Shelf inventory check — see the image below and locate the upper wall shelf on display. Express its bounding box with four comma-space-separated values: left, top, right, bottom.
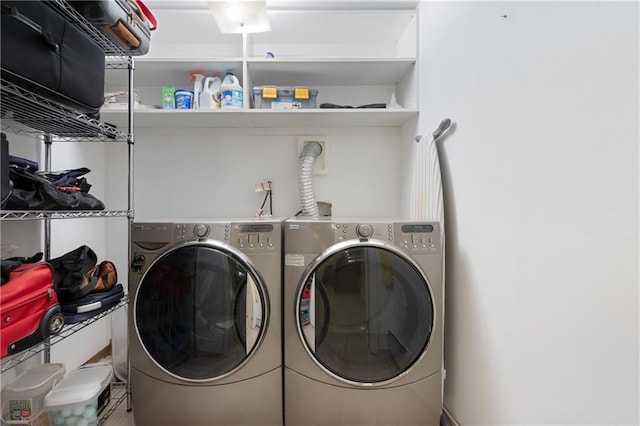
100, 108, 418, 131
102, 5, 419, 127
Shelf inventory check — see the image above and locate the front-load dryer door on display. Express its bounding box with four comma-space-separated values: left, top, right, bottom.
296, 240, 434, 386
134, 241, 268, 382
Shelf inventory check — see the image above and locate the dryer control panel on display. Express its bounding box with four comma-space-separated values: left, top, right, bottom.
395, 222, 441, 254
331, 221, 441, 254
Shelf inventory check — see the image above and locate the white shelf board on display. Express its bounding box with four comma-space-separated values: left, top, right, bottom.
246, 109, 418, 127
247, 58, 416, 86
100, 108, 418, 130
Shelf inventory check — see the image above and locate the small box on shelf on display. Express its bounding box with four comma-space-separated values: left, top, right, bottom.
253, 86, 318, 109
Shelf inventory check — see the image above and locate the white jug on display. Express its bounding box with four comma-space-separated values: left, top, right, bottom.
221, 72, 243, 110
201, 75, 222, 109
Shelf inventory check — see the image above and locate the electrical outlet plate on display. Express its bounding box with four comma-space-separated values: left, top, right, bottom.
297, 137, 328, 175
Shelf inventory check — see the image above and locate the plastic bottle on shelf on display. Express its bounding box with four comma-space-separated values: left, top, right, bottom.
387, 92, 402, 109
201, 75, 222, 109
190, 71, 206, 110
221, 72, 243, 110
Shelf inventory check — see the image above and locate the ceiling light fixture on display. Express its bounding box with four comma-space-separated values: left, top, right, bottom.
208, 0, 271, 34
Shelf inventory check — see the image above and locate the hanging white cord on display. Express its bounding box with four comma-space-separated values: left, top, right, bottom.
428, 132, 445, 225
409, 133, 433, 220
410, 118, 450, 224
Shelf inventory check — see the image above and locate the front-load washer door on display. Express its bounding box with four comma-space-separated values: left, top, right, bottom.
134, 241, 268, 382
296, 240, 434, 386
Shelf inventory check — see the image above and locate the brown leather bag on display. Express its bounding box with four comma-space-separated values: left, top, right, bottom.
87, 261, 118, 292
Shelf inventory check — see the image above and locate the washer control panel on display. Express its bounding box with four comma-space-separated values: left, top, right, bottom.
231, 223, 280, 252
174, 223, 230, 242
334, 222, 394, 241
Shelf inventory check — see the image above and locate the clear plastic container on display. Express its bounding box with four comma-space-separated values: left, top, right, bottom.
1, 363, 66, 425
43, 365, 112, 426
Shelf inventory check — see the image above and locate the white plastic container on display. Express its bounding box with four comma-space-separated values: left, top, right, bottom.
221, 72, 243, 110
1, 363, 66, 424
44, 365, 112, 426
190, 71, 205, 110
201, 75, 222, 110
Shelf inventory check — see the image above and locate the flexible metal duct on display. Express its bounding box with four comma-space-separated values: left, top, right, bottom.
298, 141, 323, 217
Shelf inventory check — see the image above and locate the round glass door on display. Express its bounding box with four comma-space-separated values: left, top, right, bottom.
135, 243, 268, 382
297, 242, 434, 384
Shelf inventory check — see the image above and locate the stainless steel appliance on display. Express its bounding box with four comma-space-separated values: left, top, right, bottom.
129, 219, 282, 425
284, 219, 444, 426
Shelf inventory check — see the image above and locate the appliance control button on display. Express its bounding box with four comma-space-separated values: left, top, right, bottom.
356, 223, 373, 238
193, 224, 209, 238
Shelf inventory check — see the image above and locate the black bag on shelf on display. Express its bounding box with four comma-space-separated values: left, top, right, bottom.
61, 283, 125, 324
0, 166, 105, 211
1, 133, 10, 205
49, 245, 118, 303
0, 1, 105, 115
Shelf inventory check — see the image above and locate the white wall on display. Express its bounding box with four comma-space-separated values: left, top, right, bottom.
130, 130, 402, 220
417, 1, 639, 424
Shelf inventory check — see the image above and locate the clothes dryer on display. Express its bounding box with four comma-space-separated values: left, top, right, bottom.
129, 219, 282, 426
284, 219, 443, 426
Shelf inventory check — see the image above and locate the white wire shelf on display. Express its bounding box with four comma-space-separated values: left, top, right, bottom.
0, 1, 133, 141
0, 210, 133, 221
0, 79, 127, 142
99, 382, 129, 425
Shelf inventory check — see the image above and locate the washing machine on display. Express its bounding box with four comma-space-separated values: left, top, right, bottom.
284, 218, 443, 426
129, 219, 282, 426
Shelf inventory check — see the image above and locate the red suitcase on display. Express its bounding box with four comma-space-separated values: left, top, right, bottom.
0, 262, 65, 358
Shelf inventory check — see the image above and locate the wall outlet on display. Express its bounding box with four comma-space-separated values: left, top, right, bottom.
297, 137, 328, 175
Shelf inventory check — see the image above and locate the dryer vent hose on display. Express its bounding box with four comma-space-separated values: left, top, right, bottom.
298, 141, 323, 217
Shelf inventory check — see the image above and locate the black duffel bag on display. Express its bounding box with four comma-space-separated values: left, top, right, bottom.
1, 1, 105, 115
0, 166, 105, 211
50, 245, 118, 303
